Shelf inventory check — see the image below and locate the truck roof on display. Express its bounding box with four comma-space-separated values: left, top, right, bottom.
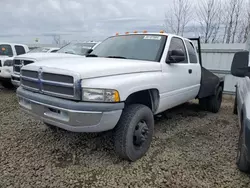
114, 32, 193, 42
0, 42, 28, 47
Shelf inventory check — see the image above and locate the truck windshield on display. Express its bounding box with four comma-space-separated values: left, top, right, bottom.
88, 35, 167, 62
0, 44, 13, 57
57, 43, 96, 56
29, 47, 50, 53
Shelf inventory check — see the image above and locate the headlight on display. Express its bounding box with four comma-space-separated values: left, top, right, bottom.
82, 88, 120, 102
4, 60, 13, 66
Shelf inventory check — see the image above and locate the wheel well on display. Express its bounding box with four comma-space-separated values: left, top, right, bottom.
125, 89, 159, 113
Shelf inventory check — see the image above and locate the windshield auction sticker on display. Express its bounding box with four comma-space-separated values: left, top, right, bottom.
143, 36, 162, 40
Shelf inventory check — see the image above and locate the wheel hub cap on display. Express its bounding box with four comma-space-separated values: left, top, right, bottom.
133, 121, 149, 147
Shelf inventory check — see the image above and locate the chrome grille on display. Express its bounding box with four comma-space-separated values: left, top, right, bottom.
20, 69, 80, 100
13, 59, 34, 74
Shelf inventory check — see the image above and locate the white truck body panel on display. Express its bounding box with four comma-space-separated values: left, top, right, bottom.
0, 43, 29, 79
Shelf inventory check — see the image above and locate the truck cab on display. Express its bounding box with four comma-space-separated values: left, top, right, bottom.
16, 32, 224, 161
0, 43, 29, 88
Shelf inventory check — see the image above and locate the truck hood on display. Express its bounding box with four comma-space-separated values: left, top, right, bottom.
25, 57, 162, 79
15, 52, 83, 61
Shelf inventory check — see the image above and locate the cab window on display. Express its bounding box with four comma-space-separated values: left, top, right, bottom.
15, 45, 26, 55
167, 37, 188, 63
185, 40, 198, 63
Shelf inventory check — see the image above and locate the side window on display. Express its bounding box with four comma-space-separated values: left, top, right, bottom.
167, 37, 188, 63
50, 50, 58, 53
185, 41, 198, 63
15, 45, 26, 55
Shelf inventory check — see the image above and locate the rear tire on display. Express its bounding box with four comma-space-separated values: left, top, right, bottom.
113, 104, 154, 161
199, 86, 223, 113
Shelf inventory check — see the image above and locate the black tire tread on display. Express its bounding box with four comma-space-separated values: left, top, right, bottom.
233, 91, 238, 115
237, 122, 250, 172
114, 104, 154, 161
199, 86, 223, 113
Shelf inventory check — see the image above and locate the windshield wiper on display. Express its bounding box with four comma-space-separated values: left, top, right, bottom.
105, 56, 127, 59
86, 54, 98, 57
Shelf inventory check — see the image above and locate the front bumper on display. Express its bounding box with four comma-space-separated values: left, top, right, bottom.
17, 87, 124, 132
0, 66, 12, 79
11, 74, 20, 87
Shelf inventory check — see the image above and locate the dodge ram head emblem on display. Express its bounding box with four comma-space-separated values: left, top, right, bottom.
38, 67, 43, 92
21, 60, 24, 66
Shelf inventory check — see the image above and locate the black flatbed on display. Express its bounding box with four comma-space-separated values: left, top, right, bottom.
189, 38, 225, 99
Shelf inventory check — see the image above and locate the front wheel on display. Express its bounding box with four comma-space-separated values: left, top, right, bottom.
1, 81, 14, 89
236, 119, 250, 172
233, 90, 238, 115
113, 104, 154, 161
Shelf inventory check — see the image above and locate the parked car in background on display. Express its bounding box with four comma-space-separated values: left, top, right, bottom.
11, 41, 101, 87
0, 43, 29, 88
16, 32, 224, 161
28, 47, 60, 53
231, 33, 250, 173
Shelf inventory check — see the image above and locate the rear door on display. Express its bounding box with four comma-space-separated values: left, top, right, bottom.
158, 37, 199, 112
184, 40, 201, 96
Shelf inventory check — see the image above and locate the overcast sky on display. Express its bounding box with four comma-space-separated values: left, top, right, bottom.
0, 0, 173, 44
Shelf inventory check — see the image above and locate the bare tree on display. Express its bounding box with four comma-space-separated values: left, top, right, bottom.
222, 0, 245, 43
237, 1, 250, 43
196, 0, 221, 43
242, 0, 250, 42
53, 34, 61, 45
231, 0, 243, 43
164, 0, 192, 36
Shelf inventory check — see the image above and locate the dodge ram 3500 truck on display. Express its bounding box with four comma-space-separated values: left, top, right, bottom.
17, 32, 224, 161
0, 43, 29, 88
11, 41, 100, 87
231, 33, 250, 172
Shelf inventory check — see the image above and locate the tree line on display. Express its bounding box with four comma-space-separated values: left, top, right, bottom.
164, 0, 250, 43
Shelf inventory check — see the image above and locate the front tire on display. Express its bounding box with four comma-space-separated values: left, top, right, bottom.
1, 81, 14, 89
236, 119, 250, 172
114, 104, 154, 161
234, 89, 238, 115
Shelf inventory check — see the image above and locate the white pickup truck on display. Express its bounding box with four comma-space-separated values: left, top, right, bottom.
231, 33, 250, 172
11, 41, 100, 87
16, 32, 225, 161
0, 43, 29, 88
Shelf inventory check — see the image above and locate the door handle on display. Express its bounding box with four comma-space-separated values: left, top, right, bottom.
188, 69, 192, 74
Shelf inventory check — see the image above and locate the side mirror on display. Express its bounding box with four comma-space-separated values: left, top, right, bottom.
167, 49, 185, 63
231, 51, 250, 77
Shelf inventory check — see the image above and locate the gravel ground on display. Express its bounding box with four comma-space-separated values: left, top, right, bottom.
0, 88, 250, 188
